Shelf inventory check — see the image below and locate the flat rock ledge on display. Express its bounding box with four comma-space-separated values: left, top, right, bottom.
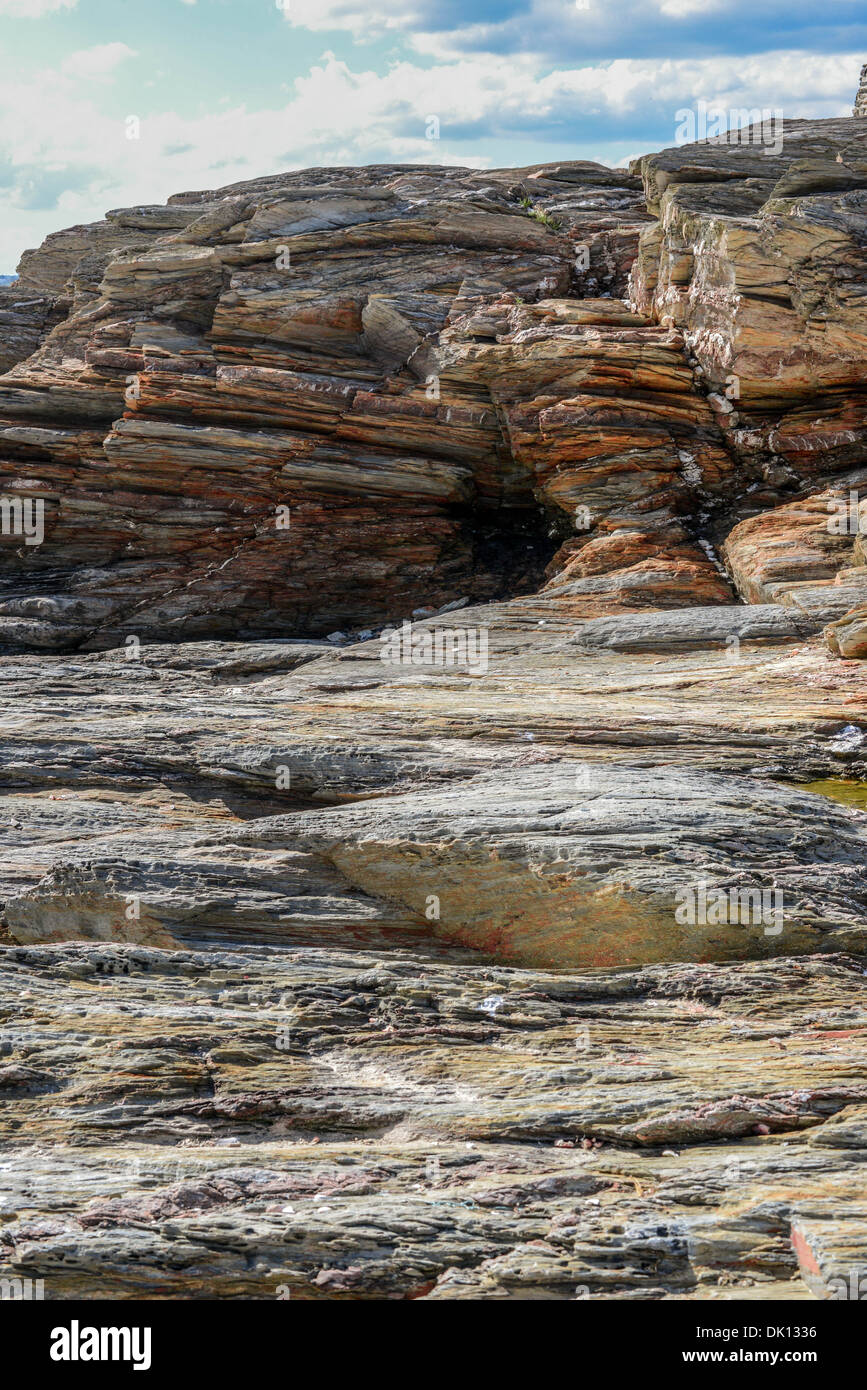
5, 763, 867, 968
1, 944, 865, 1301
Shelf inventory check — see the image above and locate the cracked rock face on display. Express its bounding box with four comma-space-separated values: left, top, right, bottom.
2, 113, 867, 1300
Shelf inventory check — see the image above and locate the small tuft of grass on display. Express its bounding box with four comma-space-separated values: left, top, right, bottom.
521, 201, 562, 230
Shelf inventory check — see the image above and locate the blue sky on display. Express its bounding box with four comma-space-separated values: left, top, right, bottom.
0, 0, 864, 270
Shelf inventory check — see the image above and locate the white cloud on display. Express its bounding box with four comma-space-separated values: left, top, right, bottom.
0, 0, 76, 15
293, 0, 862, 73
0, 46, 859, 271
61, 43, 137, 80
282, 0, 422, 35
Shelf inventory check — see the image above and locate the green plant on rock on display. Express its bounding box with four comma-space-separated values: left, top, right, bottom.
521, 201, 562, 230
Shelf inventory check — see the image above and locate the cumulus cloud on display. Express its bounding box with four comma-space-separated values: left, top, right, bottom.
0, 44, 859, 270
282, 0, 425, 36
0, 0, 76, 15
285, 0, 867, 64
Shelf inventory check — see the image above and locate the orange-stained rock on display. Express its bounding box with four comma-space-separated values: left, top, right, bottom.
723, 481, 863, 604
825, 604, 867, 658
0, 162, 725, 650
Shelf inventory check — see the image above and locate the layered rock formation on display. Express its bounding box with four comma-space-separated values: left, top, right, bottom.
0, 162, 662, 650
4, 121, 867, 653
2, 942, 866, 1300
627, 116, 867, 656
3, 101, 867, 1301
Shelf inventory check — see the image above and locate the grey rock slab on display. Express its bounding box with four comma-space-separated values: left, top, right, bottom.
570, 605, 817, 653
220, 762, 867, 967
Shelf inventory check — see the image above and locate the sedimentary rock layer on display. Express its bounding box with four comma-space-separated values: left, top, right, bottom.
0, 162, 665, 649
2, 942, 866, 1300
3, 111, 867, 1301
1, 628, 867, 961
1, 121, 867, 653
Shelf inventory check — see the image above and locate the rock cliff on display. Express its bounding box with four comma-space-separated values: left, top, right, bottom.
2, 103, 867, 1301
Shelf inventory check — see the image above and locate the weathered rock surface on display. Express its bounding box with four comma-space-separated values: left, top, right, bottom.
825, 604, 867, 659
0, 285, 63, 376
629, 117, 867, 494
0, 162, 659, 650
2, 943, 866, 1299
3, 102, 867, 1300
2, 123, 866, 655
1, 598, 866, 1298
7, 755, 867, 967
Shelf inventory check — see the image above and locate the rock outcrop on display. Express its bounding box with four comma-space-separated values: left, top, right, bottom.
630, 121, 867, 453
3, 101, 867, 1301
4, 121, 867, 654
0, 163, 663, 650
